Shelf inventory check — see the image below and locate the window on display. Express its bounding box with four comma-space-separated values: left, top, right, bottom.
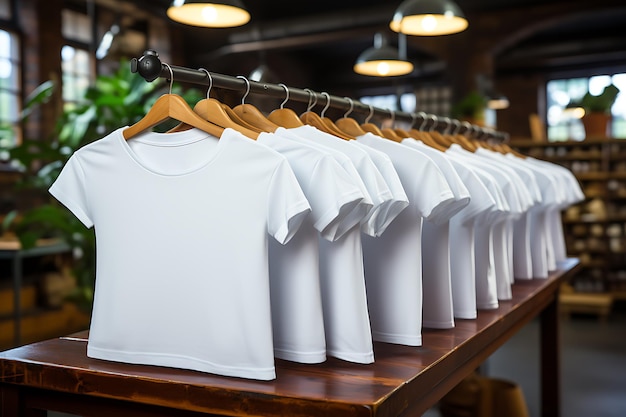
360, 86, 451, 129
0, 27, 21, 148
546, 74, 626, 142
61, 45, 92, 108
61, 8, 94, 110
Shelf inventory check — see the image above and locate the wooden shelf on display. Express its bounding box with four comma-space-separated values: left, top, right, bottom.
513, 138, 626, 297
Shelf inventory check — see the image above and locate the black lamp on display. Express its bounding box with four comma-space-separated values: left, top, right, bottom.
354, 33, 414, 77
389, 0, 468, 36
167, 0, 250, 27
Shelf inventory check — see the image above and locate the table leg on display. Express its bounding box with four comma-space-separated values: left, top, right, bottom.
540, 294, 560, 417
13, 254, 22, 346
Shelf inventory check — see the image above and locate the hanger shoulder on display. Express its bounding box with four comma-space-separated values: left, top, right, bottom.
300, 111, 333, 134
233, 103, 279, 132
336, 117, 367, 137
361, 122, 385, 137
322, 117, 354, 140
268, 108, 304, 128
194, 99, 259, 139
222, 104, 263, 133
123, 94, 224, 140
381, 128, 404, 143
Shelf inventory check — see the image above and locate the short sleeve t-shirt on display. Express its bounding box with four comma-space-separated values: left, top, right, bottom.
49, 127, 311, 380
274, 127, 375, 363
356, 133, 455, 345
257, 131, 367, 364
401, 138, 471, 329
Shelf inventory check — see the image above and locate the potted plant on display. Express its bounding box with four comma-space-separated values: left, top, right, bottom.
576, 83, 620, 138
451, 91, 488, 126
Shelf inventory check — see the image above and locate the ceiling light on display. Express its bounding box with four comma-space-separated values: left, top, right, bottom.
167, 0, 250, 28
487, 93, 510, 110
389, 0, 468, 36
354, 33, 414, 77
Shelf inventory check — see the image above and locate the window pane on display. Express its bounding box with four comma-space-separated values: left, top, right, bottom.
0, 28, 20, 146
0, 90, 18, 122
547, 74, 625, 141
62, 9, 92, 44
62, 45, 92, 104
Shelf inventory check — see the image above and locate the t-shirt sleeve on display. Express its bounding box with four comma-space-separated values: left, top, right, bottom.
48, 154, 94, 228
267, 159, 312, 245
307, 156, 366, 242
412, 158, 456, 225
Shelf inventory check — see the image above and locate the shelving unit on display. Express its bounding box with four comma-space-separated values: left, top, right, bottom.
511, 137, 626, 301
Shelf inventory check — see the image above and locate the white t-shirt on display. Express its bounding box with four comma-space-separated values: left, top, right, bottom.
350, 140, 410, 235
274, 127, 375, 363
401, 138, 471, 329
516, 157, 571, 278
289, 125, 394, 237
402, 139, 496, 320
257, 131, 367, 364
472, 148, 538, 299
49, 127, 311, 380
445, 145, 511, 310
356, 133, 455, 345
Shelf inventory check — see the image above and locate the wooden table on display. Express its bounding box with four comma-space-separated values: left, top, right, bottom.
0, 258, 580, 417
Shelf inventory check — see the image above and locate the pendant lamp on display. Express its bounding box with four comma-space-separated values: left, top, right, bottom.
487, 93, 510, 110
389, 0, 468, 36
167, 0, 250, 28
354, 33, 414, 77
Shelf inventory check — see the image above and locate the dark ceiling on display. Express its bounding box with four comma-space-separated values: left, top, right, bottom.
120, 0, 626, 98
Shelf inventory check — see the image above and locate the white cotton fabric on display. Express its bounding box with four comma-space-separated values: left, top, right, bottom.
274, 127, 375, 363
401, 138, 471, 329
49, 127, 311, 380
356, 133, 455, 345
257, 131, 368, 364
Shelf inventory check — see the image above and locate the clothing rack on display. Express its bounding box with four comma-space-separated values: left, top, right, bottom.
130, 50, 508, 141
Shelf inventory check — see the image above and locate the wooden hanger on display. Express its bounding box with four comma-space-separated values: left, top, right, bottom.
300, 89, 353, 140
360, 104, 386, 137
123, 63, 224, 140
232, 76, 280, 133
409, 113, 447, 152
334, 97, 368, 137
319, 92, 354, 140
167, 68, 259, 139
268, 83, 305, 128
380, 109, 405, 143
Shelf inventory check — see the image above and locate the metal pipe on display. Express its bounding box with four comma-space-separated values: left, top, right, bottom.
130, 49, 505, 140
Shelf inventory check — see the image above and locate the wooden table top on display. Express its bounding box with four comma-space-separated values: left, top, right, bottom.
0, 258, 580, 417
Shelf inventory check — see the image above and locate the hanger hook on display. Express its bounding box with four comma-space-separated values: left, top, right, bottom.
409, 113, 417, 129
365, 104, 374, 123
236, 75, 250, 104
321, 92, 331, 118
198, 68, 213, 98
343, 97, 354, 118
388, 108, 395, 128
278, 83, 289, 109
304, 88, 317, 112
442, 117, 452, 135
451, 119, 461, 135
461, 121, 472, 136
418, 112, 428, 131
163, 62, 174, 95
428, 115, 438, 132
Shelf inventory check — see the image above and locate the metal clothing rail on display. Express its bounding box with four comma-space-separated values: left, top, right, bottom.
130, 49, 507, 141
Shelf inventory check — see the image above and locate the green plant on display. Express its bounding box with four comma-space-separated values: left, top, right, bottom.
2, 62, 203, 311
578, 83, 620, 114
451, 91, 487, 122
